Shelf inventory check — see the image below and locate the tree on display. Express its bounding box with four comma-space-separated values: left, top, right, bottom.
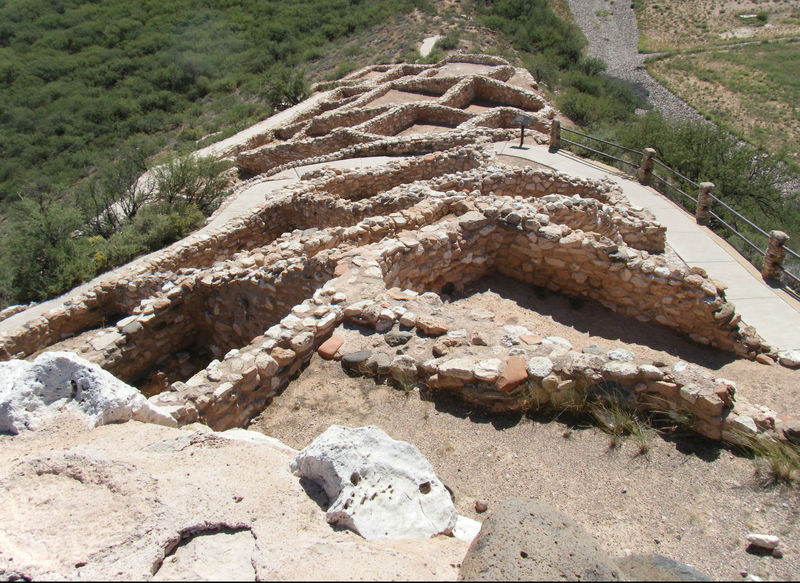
152, 155, 230, 215
263, 64, 309, 111
0, 186, 92, 303
80, 143, 154, 238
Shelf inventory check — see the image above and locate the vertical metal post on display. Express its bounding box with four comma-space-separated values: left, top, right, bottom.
519, 124, 525, 148
638, 148, 656, 185
762, 230, 790, 280
696, 182, 714, 225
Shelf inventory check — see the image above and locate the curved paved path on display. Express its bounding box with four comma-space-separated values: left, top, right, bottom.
495, 140, 800, 351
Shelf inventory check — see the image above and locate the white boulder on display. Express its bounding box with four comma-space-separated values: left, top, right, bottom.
291, 425, 458, 540
0, 351, 177, 434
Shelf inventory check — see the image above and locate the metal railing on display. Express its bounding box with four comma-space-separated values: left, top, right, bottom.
552, 124, 800, 289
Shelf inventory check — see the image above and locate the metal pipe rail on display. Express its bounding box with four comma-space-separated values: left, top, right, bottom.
554, 124, 800, 285
561, 137, 638, 169
650, 172, 698, 204
708, 210, 766, 256
562, 127, 643, 156
653, 158, 699, 189
711, 197, 771, 240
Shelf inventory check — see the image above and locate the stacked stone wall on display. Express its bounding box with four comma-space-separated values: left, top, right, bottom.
238, 128, 376, 176
148, 208, 770, 440
392, 76, 460, 96
438, 77, 475, 109
303, 105, 391, 137
473, 76, 548, 112
356, 103, 472, 137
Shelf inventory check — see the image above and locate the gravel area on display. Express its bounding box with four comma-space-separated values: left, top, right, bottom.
565, 0, 705, 122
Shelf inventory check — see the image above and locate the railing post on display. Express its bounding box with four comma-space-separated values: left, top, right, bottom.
638, 147, 656, 185
696, 182, 714, 225
549, 119, 560, 151
762, 230, 790, 280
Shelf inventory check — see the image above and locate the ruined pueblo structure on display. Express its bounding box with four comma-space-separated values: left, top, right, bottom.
1, 53, 797, 451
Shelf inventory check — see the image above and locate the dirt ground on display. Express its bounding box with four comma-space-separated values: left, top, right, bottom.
250, 275, 800, 581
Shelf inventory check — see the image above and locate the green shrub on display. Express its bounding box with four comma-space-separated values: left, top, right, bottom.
0, 192, 94, 303
153, 155, 231, 215
100, 202, 204, 269
262, 64, 310, 110
435, 32, 460, 51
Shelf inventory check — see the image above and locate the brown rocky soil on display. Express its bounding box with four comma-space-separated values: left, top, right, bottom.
250, 275, 800, 582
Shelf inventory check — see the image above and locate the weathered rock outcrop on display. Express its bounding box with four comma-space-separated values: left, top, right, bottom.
291, 425, 468, 540
0, 351, 175, 434
459, 498, 621, 581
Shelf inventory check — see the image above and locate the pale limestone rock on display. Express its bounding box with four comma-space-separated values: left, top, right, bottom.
291, 425, 458, 540
527, 356, 554, 378
747, 533, 780, 550
542, 336, 573, 350
607, 348, 635, 362
0, 352, 176, 434
438, 358, 475, 381
153, 530, 257, 581
474, 359, 502, 383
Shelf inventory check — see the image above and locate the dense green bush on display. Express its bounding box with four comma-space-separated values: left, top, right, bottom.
0, 0, 426, 205
0, 192, 94, 303
477, 0, 645, 124
614, 112, 799, 229
99, 202, 205, 270
0, 151, 229, 306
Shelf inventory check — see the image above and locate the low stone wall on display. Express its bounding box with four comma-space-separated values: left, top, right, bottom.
429, 164, 624, 204
259, 128, 526, 178
238, 128, 376, 176
379, 211, 763, 356
146, 210, 778, 444
392, 76, 460, 97
356, 103, 473, 137
304, 146, 488, 200
303, 105, 392, 138
473, 76, 549, 112
463, 107, 551, 135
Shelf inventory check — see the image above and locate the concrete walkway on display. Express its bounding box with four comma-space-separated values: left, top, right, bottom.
495, 140, 800, 351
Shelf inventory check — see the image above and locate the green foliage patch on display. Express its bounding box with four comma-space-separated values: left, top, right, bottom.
0, 152, 230, 305
0, 0, 423, 205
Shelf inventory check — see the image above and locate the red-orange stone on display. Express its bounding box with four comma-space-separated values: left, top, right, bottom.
495, 356, 528, 392
318, 335, 344, 359
519, 334, 542, 345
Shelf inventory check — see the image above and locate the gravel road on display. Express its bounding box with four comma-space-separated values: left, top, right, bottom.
565, 0, 705, 122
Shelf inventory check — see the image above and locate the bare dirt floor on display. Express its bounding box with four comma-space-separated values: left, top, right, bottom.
250, 275, 800, 581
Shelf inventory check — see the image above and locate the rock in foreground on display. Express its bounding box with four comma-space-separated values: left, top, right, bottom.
614, 554, 712, 581
291, 425, 458, 540
459, 498, 620, 581
0, 351, 175, 434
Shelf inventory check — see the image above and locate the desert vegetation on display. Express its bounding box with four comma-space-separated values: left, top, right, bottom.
1, 0, 798, 307
633, 0, 800, 52
648, 40, 800, 156
0, 0, 432, 306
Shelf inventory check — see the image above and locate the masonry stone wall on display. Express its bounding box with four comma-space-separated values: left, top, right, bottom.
3, 52, 792, 451
145, 207, 773, 443
357, 103, 473, 136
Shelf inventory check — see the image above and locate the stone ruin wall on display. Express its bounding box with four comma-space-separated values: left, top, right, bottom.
0, 52, 789, 450
144, 200, 771, 445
